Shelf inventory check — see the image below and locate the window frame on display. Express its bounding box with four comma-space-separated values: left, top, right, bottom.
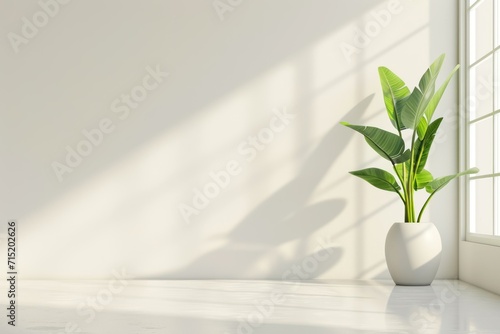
461, 0, 500, 247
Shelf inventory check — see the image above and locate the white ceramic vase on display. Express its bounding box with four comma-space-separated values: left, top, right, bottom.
385, 222, 442, 286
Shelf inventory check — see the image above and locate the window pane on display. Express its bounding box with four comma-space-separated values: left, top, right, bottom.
470, 117, 494, 175
470, 56, 493, 120
470, 178, 494, 235
470, 0, 493, 63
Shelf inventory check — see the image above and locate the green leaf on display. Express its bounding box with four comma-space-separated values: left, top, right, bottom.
395, 97, 409, 130
413, 118, 443, 174
341, 122, 406, 163
401, 54, 445, 138
425, 168, 479, 194
395, 162, 409, 185
418, 54, 445, 97
378, 67, 410, 131
393, 149, 411, 164
414, 169, 433, 190
417, 64, 460, 138
350, 168, 401, 192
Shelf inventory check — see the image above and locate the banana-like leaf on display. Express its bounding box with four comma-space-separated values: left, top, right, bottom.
395, 162, 409, 185
350, 168, 401, 192
414, 169, 433, 190
395, 97, 409, 130
341, 123, 406, 163
393, 149, 411, 164
378, 67, 410, 131
401, 54, 445, 138
413, 118, 443, 174
425, 168, 479, 194
417, 65, 460, 138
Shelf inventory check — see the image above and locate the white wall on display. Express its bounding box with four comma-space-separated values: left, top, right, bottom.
460, 241, 500, 295
0, 0, 459, 279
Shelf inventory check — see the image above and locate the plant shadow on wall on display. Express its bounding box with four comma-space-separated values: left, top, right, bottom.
10, 1, 389, 279
157, 95, 374, 279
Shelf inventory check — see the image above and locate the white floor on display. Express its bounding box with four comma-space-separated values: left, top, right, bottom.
3, 280, 500, 333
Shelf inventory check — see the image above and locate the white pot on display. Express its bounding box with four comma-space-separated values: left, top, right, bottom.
385, 222, 442, 286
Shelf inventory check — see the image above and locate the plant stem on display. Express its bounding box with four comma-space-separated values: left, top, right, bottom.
417, 191, 436, 222
393, 158, 410, 221
392, 164, 406, 205
407, 129, 418, 222
396, 189, 406, 204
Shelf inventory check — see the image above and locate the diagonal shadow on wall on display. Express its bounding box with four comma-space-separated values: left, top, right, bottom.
154, 94, 374, 279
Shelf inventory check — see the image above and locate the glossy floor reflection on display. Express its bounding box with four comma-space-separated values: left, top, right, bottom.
3, 280, 500, 333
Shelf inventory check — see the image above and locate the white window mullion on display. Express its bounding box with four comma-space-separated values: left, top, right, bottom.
495, 112, 499, 235
465, 2, 473, 238
492, 0, 497, 236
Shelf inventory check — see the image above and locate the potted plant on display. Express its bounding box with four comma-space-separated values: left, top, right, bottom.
341, 54, 478, 285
